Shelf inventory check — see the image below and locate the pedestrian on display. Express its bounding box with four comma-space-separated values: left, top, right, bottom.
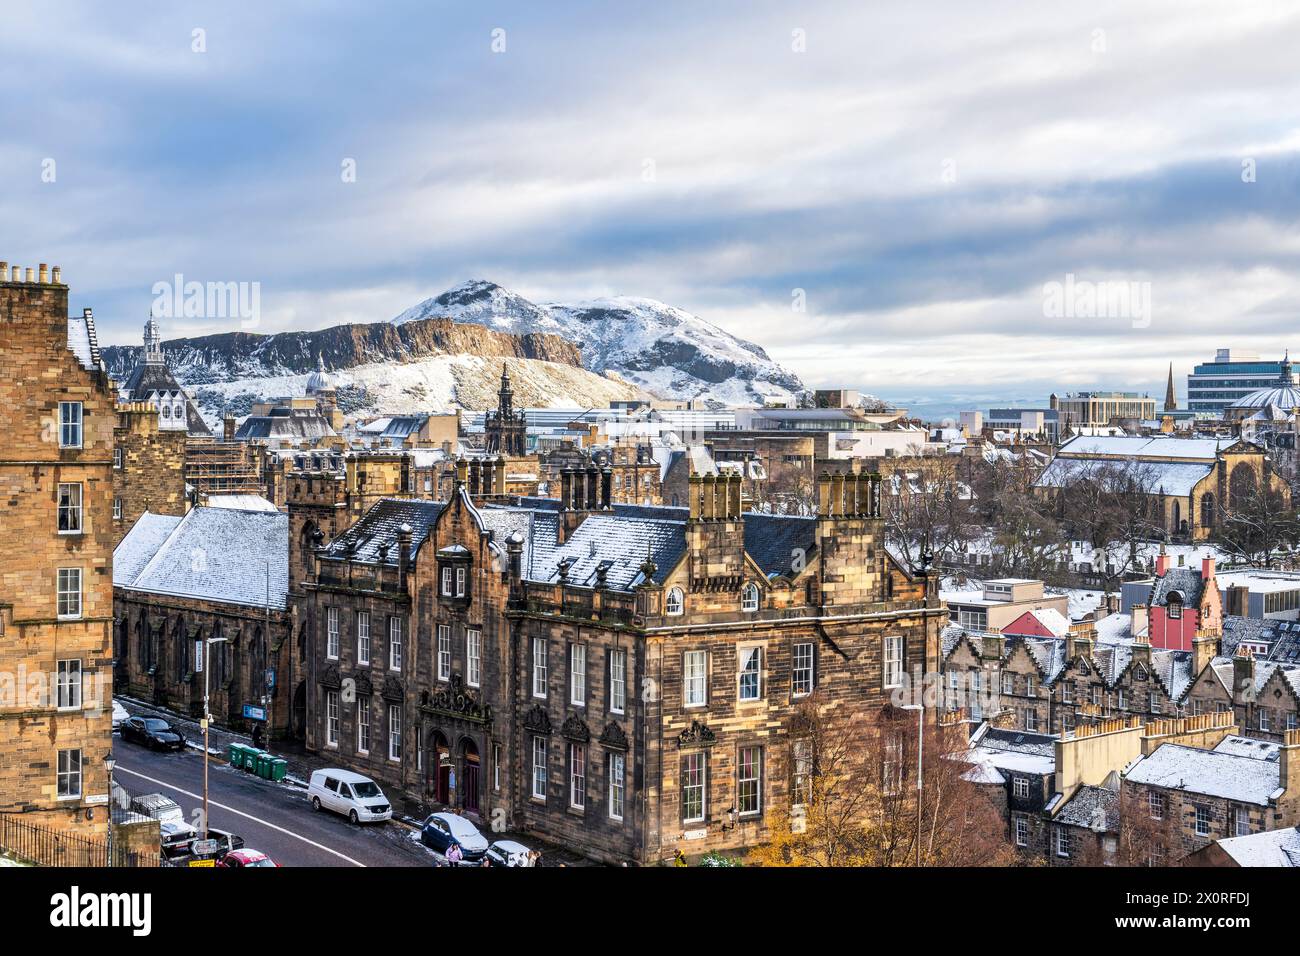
673, 848, 687, 867
251, 723, 264, 750
446, 841, 463, 867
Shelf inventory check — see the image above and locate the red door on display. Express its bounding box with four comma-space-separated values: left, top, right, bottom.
463, 744, 480, 814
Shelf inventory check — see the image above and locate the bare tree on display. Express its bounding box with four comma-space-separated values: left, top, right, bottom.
1217, 478, 1299, 569
883, 452, 976, 572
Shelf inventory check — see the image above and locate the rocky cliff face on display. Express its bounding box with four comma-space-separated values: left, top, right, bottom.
101, 316, 584, 383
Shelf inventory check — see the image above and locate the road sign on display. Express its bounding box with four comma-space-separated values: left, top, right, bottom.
188, 858, 215, 868
190, 839, 220, 856
266, 669, 276, 689
195, 641, 204, 672
242, 704, 266, 721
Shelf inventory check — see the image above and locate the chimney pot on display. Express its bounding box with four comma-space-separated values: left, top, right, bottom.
52, 266, 61, 283
25, 267, 35, 282
38, 263, 48, 283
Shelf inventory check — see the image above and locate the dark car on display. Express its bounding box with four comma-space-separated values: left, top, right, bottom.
120, 716, 186, 751
419, 812, 489, 863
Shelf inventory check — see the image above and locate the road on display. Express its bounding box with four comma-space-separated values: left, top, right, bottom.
114, 741, 436, 867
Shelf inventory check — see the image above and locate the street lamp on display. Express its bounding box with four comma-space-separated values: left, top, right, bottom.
902, 702, 924, 867
202, 636, 229, 840
104, 752, 116, 867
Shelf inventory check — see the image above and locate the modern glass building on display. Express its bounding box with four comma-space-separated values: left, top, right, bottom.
1187, 349, 1285, 415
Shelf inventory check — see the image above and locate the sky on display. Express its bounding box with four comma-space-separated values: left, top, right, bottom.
4, 0, 1300, 413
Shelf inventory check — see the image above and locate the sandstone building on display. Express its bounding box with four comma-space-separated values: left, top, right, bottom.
0, 262, 114, 838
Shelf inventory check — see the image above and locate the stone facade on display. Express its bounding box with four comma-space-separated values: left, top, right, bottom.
112, 401, 188, 545
0, 262, 114, 838
298, 468, 944, 864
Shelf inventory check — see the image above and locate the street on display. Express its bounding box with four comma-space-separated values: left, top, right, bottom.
114, 742, 434, 868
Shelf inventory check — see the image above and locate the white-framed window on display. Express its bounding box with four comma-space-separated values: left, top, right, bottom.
883, 635, 903, 688
1091, 685, 1102, 707
608, 752, 625, 820
493, 743, 501, 792
357, 696, 371, 753
326, 607, 339, 660
1259, 709, 1271, 732
1234, 806, 1250, 837
570, 643, 586, 706
738, 645, 762, 702
609, 648, 626, 714
326, 690, 340, 747
56, 659, 82, 710
737, 745, 761, 815
56, 568, 81, 619
1195, 804, 1211, 836
1013, 775, 1030, 799
1117, 688, 1127, 711
437, 624, 451, 681
1001, 672, 1014, 696
356, 610, 370, 665
113, 446, 123, 470
113, 497, 122, 520
1288, 712, 1299, 732
58, 401, 82, 448
389, 616, 403, 671
531, 736, 548, 800
569, 743, 586, 810
1013, 814, 1028, 847
741, 582, 759, 613
1026, 675, 1035, 697
684, 650, 707, 707
388, 704, 401, 762
792, 642, 814, 697
883, 733, 904, 794
681, 752, 706, 823
791, 739, 811, 807
1055, 826, 1071, 858
1062, 682, 1075, 704
467, 629, 481, 687
455, 565, 466, 597
441, 566, 452, 596
1025, 708, 1039, 732
532, 637, 548, 698
57, 483, 82, 534
665, 587, 684, 616
57, 748, 82, 799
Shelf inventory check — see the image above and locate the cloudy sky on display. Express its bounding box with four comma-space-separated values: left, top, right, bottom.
4, 0, 1300, 412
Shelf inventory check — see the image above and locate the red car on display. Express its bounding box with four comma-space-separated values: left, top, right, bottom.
217, 849, 279, 868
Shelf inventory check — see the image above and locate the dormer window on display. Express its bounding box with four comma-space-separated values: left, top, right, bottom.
437, 547, 472, 606
1167, 592, 1183, 619
741, 582, 759, 613
665, 587, 684, 616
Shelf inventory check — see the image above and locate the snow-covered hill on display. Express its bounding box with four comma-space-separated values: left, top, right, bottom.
392, 280, 804, 406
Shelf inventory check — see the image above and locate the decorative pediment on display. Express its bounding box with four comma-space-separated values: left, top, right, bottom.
523, 704, 551, 735
676, 719, 716, 748
382, 675, 404, 702
599, 721, 628, 751
320, 662, 341, 689
561, 713, 590, 743
422, 673, 492, 724
353, 670, 373, 697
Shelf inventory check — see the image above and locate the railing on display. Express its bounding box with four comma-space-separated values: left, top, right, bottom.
0, 814, 156, 868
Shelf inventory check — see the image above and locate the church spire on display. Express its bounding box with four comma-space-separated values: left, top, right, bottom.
143, 313, 164, 365
1163, 362, 1177, 412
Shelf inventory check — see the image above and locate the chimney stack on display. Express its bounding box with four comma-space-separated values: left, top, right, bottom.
223, 414, 236, 442
397, 523, 413, 591
1193, 626, 1219, 678
1155, 545, 1170, 576
1233, 646, 1256, 703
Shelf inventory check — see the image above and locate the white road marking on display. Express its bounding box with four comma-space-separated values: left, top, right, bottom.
116, 764, 367, 867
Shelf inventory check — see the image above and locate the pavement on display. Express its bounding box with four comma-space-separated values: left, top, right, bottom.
114, 696, 594, 866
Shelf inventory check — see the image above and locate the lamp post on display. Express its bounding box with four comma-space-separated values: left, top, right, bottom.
104, 752, 116, 867
902, 702, 923, 867
202, 636, 229, 840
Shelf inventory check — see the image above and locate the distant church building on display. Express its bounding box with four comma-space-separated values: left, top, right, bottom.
117, 317, 211, 437
484, 364, 527, 456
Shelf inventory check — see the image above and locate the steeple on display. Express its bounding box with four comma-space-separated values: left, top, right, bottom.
143, 314, 164, 365
1163, 363, 1177, 412
1278, 351, 1294, 387
498, 363, 514, 418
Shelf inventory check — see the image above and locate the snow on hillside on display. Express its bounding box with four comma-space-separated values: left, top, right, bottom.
190, 354, 636, 429
392, 280, 804, 406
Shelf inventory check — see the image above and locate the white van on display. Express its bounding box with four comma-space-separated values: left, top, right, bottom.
308, 769, 393, 824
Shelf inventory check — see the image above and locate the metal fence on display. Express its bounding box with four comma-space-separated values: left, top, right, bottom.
0, 814, 156, 868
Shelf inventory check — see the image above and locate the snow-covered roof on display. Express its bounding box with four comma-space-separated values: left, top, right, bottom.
1124, 743, 1282, 806
66, 311, 100, 372
1212, 826, 1300, 866
1035, 456, 1213, 497
114, 507, 289, 610
1056, 435, 1225, 460
1053, 785, 1120, 832
204, 494, 280, 513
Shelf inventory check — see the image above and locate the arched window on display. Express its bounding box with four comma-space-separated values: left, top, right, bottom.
741, 582, 759, 613
665, 587, 684, 616
161, 403, 171, 419
1200, 493, 1215, 529
1166, 591, 1183, 620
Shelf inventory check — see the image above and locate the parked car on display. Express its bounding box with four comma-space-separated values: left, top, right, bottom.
120, 715, 186, 751
420, 812, 488, 863
131, 794, 198, 857
218, 849, 278, 868
484, 840, 536, 867
307, 769, 392, 824
111, 700, 129, 732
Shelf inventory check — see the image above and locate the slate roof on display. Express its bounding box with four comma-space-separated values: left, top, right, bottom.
526, 513, 684, 589
119, 362, 212, 436
1149, 566, 1206, 609
322, 498, 446, 563
234, 409, 334, 441
1054, 785, 1120, 831
1035, 457, 1213, 497
1213, 827, 1300, 866
114, 507, 288, 610
1124, 743, 1283, 805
